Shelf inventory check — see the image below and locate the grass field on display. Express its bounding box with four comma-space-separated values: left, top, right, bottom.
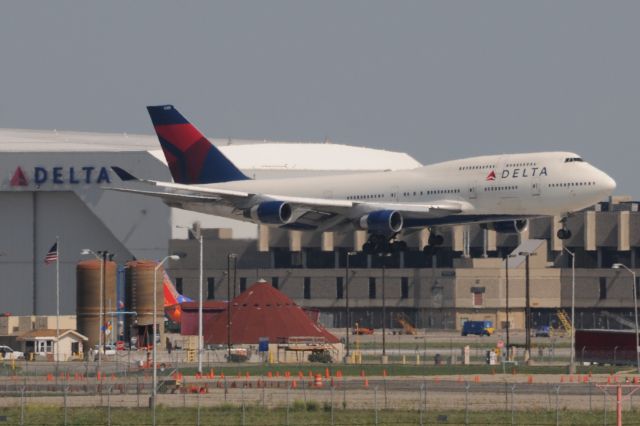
151, 363, 622, 378
0, 404, 634, 425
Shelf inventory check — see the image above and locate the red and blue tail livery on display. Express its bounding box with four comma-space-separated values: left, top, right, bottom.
146, 105, 250, 184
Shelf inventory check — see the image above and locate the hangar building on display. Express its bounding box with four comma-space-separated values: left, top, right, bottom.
0, 128, 419, 316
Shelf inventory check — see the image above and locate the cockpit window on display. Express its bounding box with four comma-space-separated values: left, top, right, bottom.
564, 157, 583, 163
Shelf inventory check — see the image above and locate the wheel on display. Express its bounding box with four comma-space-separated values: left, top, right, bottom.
362, 242, 373, 254
429, 234, 444, 246
557, 229, 572, 240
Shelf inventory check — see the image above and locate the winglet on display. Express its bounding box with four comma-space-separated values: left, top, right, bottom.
146, 105, 250, 184
111, 166, 139, 182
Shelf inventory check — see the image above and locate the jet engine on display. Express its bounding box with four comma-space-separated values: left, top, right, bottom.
245, 201, 293, 225
359, 210, 403, 234
481, 219, 529, 234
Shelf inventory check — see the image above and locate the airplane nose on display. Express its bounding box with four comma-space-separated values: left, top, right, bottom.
602, 173, 616, 192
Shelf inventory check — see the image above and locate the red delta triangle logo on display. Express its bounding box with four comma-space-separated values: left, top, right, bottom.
10, 167, 28, 186
486, 170, 496, 181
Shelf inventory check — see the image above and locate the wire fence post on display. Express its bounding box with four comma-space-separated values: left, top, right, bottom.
20, 386, 25, 426
589, 381, 592, 412
554, 385, 560, 426
261, 385, 266, 408
419, 383, 425, 426
241, 383, 246, 426
383, 374, 388, 409
511, 384, 516, 426
464, 382, 470, 426
330, 382, 335, 426
374, 386, 379, 426
342, 374, 347, 409
196, 389, 201, 426
285, 381, 290, 426
603, 389, 608, 426
136, 375, 140, 408
107, 386, 112, 426
63, 385, 68, 426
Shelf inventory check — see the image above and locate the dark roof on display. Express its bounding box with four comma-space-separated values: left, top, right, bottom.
202, 282, 339, 345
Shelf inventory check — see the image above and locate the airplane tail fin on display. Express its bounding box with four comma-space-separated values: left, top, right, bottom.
146, 105, 250, 184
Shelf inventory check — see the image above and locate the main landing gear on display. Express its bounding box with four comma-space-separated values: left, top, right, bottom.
362, 234, 407, 255
556, 217, 572, 240
422, 231, 444, 254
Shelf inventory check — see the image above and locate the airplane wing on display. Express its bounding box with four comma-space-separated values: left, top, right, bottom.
109, 167, 468, 231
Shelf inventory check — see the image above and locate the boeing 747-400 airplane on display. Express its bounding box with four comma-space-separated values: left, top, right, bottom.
111, 105, 616, 254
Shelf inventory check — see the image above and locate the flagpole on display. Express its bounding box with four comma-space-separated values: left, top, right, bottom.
56, 236, 60, 364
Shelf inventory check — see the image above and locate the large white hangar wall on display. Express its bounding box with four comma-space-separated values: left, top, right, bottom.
0, 128, 421, 315
0, 149, 172, 316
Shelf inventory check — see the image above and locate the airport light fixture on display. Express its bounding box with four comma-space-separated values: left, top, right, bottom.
564, 247, 576, 374
345, 251, 358, 360
153, 254, 181, 425
518, 251, 537, 363
177, 224, 204, 373
504, 253, 517, 353
612, 263, 640, 374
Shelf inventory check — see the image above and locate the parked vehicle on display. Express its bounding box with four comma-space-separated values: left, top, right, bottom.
0, 345, 23, 360
535, 325, 551, 337
461, 321, 494, 336
93, 344, 117, 360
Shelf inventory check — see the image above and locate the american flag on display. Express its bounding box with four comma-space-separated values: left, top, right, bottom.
44, 242, 58, 265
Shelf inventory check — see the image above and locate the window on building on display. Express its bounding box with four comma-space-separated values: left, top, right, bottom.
207, 277, 215, 300
369, 278, 376, 299
473, 292, 483, 306
272, 277, 279, 289
636, 277, 640, 299
599, 277, 607, 300
303, 277, 311, 299
175, 277, 183, 294
336, 277, 344, 299
401, 277, 409, 299
239, 277, 247, 293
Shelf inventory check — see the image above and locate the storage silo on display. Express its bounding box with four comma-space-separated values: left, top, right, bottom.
76, 259, 117, 349
125, 260, 165, 349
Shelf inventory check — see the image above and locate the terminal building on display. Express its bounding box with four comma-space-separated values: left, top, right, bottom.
1, 127, 638, 337
166, 198, 640, 333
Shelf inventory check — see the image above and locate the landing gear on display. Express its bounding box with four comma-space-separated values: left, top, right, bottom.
557, 216, 572, 240
362, 234, 407, 255
422, 230, 444, 254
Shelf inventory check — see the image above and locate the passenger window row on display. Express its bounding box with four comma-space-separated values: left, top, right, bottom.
549, 181, 595, 187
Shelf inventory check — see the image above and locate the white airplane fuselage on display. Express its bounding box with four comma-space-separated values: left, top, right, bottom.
178, 151, 616, 228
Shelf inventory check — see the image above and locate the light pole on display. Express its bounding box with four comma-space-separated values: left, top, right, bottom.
80, 249, 110, 371
564, 247, 576, 374
345, 251, 357, 360
227, 253, 237, 362
612, 263, 640, 374
519, 251, 536, 363
379, 252, 392, 360
504, 254, 516, 354
153, 254, 181, 425
177, 224, 204, 373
